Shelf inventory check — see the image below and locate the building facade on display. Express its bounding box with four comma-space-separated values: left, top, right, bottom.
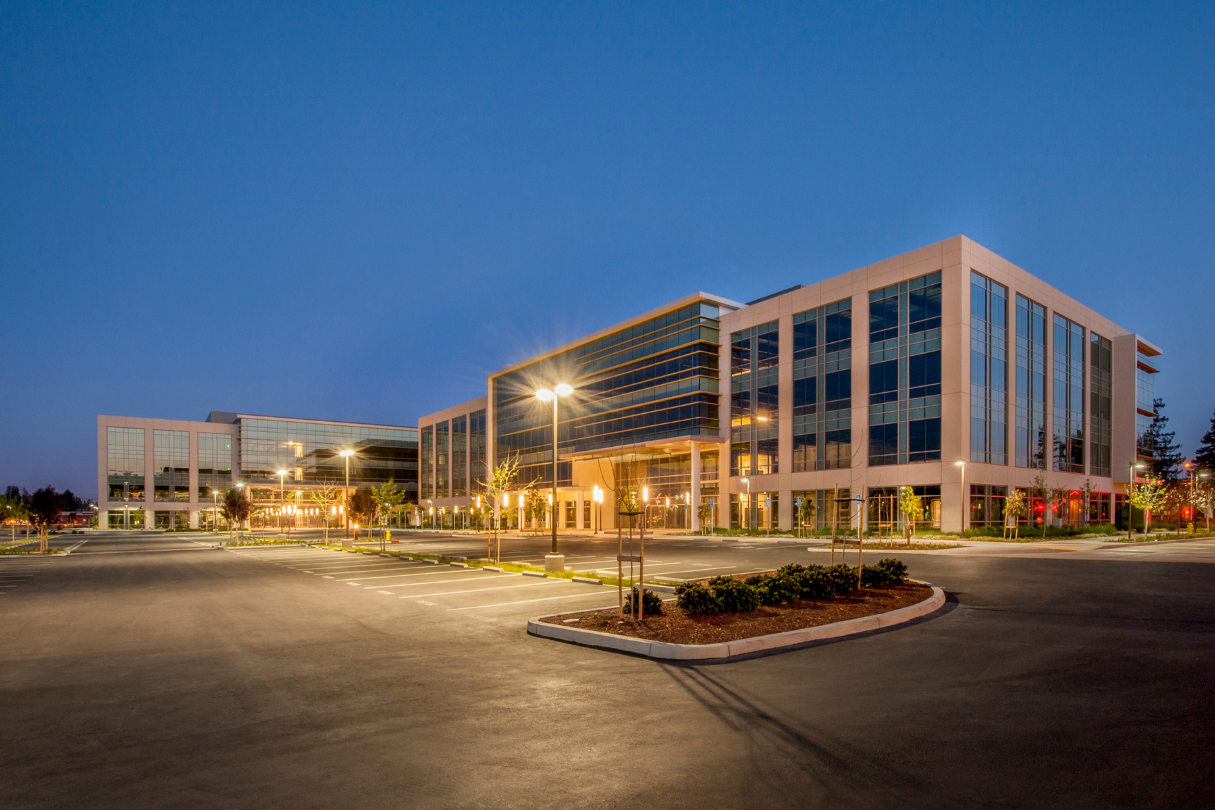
420, 236, 1158, 534
97, 412, 418, 529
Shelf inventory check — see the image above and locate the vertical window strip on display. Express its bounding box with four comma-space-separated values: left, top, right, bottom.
1052, 315, 1085, 473
969, 272, 1008, 465
1014, 295, 1048, 469
793, 300, 852, 471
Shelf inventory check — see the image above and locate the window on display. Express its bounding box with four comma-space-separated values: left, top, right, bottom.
868, 272, 941, 466
435, 421, 449, 498
107, 427, 145, 501
469, 409, 487, 485
198, 433, 233, 499
792, 299, 852, 472
154, 430, 190, 502
1089, 334, 1112, 477
420, 427, 433, 500
1015, 295, 1048, 468
730, 320, 778, 477
970, 272, 1008, 465
451, 415, 467, 497
1053, 315, 1085, 473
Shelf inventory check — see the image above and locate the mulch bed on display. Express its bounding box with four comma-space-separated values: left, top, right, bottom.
540, 582, 934, 645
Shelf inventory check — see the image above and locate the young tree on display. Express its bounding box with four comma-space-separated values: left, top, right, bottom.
899, 487, 923, 543
476, 455, 527, 563
697, 503, 714, 535
1193, 405, 1215, 474
1048, 484, 1070, 535
349, 489, 375, 541
1143, 398, 1184, 482
1004, 489, 1027, 540
526, 491, 548, 534
308, 483, 341, 542
371, 480, 407, 540
796, 496, 816, 538
1130, 479, 1168, 536
26, 486, 61, 553
220, 489, 251, 537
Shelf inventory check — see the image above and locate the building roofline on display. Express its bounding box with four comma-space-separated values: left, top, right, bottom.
490, 291, 743, 379
212, 412, 418, 431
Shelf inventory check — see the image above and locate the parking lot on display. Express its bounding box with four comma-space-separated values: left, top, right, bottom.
3, 529, 1215, 808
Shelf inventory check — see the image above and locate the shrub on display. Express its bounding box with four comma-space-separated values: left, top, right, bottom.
675, 581, 722, 615
623, 585, 665, 616
708, 576, 761, 612
797, 566, 838, 600
822, 564, 858, 595
861, 558, 908, 588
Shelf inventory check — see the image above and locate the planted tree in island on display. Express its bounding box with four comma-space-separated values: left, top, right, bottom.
899, 486, 924, 544
1003, 488, 1027, 539
220, 489, 251, 537
348, 489, 375, 541
372, 480, 407, 544
26, 486, 61, 553
797, 496, 816, 538
1130, 479, 1168, 537
308, 483, 341, 543
475, 455, 528, 563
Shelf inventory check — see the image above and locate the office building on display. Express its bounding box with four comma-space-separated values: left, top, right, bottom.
418, 236, 1159, 534
97, 412, 418, 529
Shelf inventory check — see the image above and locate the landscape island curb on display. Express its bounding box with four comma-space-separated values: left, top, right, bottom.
527, 582, 947, 661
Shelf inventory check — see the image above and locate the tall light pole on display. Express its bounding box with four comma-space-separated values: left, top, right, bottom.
536, 383, 572, 573
740, 477, 751, 531
276, 470, 287, 536
1128, 461, 1145, 540
339, 449, 354, 538
211, 489, 219, 534
955, 459, 967, 533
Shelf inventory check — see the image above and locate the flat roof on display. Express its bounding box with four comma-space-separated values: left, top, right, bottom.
207, 411, 417, 431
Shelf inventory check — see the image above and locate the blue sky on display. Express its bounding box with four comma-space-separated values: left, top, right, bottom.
2, 1, 1212, 498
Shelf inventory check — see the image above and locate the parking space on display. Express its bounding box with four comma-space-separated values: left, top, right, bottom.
227, 545, 625, 620
0, 556, 53, 595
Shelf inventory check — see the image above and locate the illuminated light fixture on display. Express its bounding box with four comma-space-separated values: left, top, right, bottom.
536, 389, 555, 402
642, 486, 649, 503
554, 383, 573, 397
547, 493, 552, 505
502, 493, 509, 507
757, 416, 768, 422
518, 494, 524, 508
476, 495, 481, 508
339, 450, 354, 458
665, 497, 670, 508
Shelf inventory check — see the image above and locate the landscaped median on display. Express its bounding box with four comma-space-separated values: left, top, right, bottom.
528, 560, 946, 661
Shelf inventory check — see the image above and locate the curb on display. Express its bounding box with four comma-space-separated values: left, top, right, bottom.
522, 571, 547, 578
450, 562, 468, 568
527, 583, 946, 661
572, 576, 602, 585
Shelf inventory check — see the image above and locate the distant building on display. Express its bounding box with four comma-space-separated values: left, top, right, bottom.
96, 412, 417, 530
418, 236, 1159, 533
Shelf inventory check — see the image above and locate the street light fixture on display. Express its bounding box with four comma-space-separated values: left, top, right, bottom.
536, 383, 572, 572
276, 470, 287, 536
211, 489, 219, 535
1128, 462, 1145, 540
739, 477, 751, 531
955, 459, 966, 533
339, 449, 354, 539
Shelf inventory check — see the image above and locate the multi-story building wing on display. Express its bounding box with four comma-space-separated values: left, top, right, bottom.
97, 412, 418, 529
420, 236, 1157, 533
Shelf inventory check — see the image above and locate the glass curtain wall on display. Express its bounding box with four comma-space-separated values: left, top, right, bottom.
107, 427, 145, 501
493, 302, 721, 488
239, 419, 419, 501
731, 320, 779, 479
792, 299, 852, 472
153, 430, 190, 502
420, 426, 433, 501
968, 485, 1007, 527
198, 433, 233, 498
435, 421, 449, 498
970, 273, 1008, 465
469, 409, 487, 486
451, 416, 467, 497
791, 489, 853, 532
868, 272, 943, 466
1052, 315, 1085, 473
1089, 334, 1113, 477
1136, 353, 1156, 458
1015, 295, 1048, 468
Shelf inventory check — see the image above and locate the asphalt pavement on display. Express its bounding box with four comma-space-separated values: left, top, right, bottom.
1, 530, 1213, 808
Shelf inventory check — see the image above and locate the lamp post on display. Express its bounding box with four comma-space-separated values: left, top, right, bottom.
339, 449, 354, 538
211, 489, 219, 535
1202, 472, 1211, 531
955, 459, 966, 533
1128, 461, 1145, 540
740, 477, 751, 531
276, 470, 287, 536
536, 383, 572, 573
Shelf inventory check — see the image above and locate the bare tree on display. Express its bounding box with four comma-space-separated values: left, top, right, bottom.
476, 455, 531, 563
308, 482, 341, 543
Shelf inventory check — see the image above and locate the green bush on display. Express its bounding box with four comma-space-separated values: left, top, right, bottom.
623, 585, 664, 616
861, 557, 907, 587
675, 581, 722, 615
822, 564, 858, 594
708, 576, 761, 612
797, 566, 838, 600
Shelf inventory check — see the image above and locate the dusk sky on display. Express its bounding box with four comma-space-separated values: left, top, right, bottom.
2, 1, 1212, 499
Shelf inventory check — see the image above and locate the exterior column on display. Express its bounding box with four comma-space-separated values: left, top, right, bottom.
98, 509, 108, 530
190, 510, 199, 529
575, 491, 583, 530
691, 443, 701, 532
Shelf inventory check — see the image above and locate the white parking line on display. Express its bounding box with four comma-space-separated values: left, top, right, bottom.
338, 569, 487, 583
402, 581, 555, 598
374, 574, 520, 590
447, 591, 620, 610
